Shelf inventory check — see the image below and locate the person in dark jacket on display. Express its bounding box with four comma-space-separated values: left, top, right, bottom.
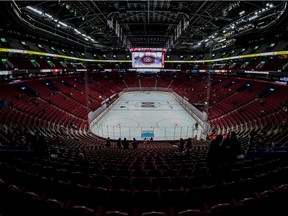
207, 134, 223, 174
132, 138, 139, 149
221, 131, 241, 170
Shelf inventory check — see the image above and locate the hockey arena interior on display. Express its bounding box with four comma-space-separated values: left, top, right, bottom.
1, 1, 288, 216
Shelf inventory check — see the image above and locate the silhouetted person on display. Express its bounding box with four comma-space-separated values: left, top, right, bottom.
132, 138, 138, 149
106, 137, 111, 147
122, 138, 129, 149
76, 150, 89, 166
222, 131, 240, 170
179, 138, 185, 152
77, 151, 85, 161
117, 138, 122, 148
207, 134, 223, 174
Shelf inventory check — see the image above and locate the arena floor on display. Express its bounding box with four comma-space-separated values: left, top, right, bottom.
90, 91, 202, 141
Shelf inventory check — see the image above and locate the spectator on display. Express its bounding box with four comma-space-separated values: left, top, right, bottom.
106, 137, 111, 147
77, 150, 89, 166
178, 138, 185, 152
117, 138, 122, 148
221, 131, 240, 170
122, 138, 129, 149
207, 134, 223, 174
195, 122, 199, 130
77, 151, 85, 161
132, 138, 138, 149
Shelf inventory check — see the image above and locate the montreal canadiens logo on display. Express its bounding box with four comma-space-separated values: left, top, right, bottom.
141, 55, 155, 64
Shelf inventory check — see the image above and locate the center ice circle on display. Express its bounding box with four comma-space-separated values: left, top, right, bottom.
135, 102, 161, 108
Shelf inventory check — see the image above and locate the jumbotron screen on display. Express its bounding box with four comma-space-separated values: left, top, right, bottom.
130, 48, 167, 68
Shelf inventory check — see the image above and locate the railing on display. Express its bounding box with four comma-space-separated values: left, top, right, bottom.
89, 124, 203, 141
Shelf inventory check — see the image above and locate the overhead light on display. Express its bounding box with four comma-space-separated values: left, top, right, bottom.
74, 29, 81, 34
26, 6, 43, 15
58, 21, 68, 27
266, 3, 274, 8
44, 13, 52, 18
239, 11, 245, 16
249, 15, 258, 21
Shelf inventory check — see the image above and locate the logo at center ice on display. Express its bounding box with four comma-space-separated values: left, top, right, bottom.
141, 55, 155, 64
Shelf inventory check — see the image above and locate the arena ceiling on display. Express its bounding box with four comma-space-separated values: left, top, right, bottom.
1, 1, 287, 53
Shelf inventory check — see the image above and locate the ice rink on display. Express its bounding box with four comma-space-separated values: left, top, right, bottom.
90, 91, 203, 140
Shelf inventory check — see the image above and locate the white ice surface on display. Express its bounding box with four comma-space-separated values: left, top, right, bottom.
91, 92, 202, 140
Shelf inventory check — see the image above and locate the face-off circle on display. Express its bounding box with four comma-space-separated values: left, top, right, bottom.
156, 118, 195, 133
98, 118, 140, 133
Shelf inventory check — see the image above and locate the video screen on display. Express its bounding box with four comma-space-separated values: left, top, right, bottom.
132, 52, 164, 68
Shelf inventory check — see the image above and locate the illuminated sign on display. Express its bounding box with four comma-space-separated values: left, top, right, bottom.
141, 55, 155, 64
130, 48, 167, 52
0, 70, 12, 75
244, 70, 269, 74
0, 48, 287, 64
